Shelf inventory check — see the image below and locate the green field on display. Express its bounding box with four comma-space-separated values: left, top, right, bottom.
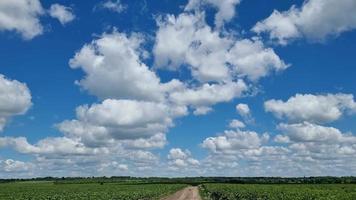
0, 182, 186, 200
200, 183, 356, 200
1, 179, 356, 200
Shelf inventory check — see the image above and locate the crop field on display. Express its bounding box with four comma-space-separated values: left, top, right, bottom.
1, 178, 356, 200
200, 183, 356, 200
0, 182, 186, 200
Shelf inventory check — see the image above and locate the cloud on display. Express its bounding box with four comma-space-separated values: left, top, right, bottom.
168, 148, 190, 160
227, 39, 289, 81
253, 0, 356, 44
200, 120, 356, 176
49, 4, 75, 25
153, 12, 227, 81
235, 103, 250, 117
0, 136, 104, 156
0, 0, 44, 39
70, 31, 182, 102
0, 74, 32, 131
168, 148, 199, 169
57, 99, 187, 147
154, 12, 288, 82
265, 93, 356, 123
185, 0, 241, 28
169, 80, 247, 109
0, 159, 34, 173
278, 122, 356, 144
202, 130, 266, 153
229, 119, 245, 129
192, 106, 212, 115
98, 0, 126, 13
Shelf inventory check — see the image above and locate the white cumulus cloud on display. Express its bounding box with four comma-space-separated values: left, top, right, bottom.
278, 122, 356, 144
265, 93, 356, 124
0, 0, 44, 39
70, 31, 181, 102
154, 12, 288, 83
0, 75, 32, 131
49, 4, 75, 25
253, 0, 356, 44
168, 148, 199, 169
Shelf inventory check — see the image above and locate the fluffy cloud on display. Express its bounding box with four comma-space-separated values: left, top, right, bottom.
154, 12, 288, 82
169, 80, 247, 109
185, 0, 241, 28
201, 119, 356, 176
70, 32, 182, 101
277, 122, 356, 144
228, 39, 289, 81
253, 0, 356, 44
168, 148, 190, 160
49, 4, 75, 25
236, 103, 250, 117
202, 130, 266, 153
168, 148, 199, 169
0, 0, 44, 39
278, 123, 356, 176
0, 136, 104, 156
265, 93, 356, 123
0, 75, 32, 131
229, 119, 245, 129
0, 159, 33, 173
153, 12, 228, 82
57, 99, 187, 146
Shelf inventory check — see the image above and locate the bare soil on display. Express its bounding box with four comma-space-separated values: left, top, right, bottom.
160, 186, 202, 200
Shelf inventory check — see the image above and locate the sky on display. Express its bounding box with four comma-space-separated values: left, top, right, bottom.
0, 0, 356, 178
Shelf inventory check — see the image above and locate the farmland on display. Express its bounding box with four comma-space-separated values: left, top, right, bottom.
200, 183, 356, 200
0, 177, 356, 200
0, 182, 186, 200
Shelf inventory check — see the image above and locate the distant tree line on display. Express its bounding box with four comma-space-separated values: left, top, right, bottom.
1, 176, 355, 184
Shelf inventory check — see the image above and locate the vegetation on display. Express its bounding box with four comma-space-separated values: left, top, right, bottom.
1, 176, 355, 184
1, 177, 356, 199
0, 182, 186, 200
200, 183, 356, 200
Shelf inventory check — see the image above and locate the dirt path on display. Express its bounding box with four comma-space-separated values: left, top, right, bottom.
161, 186, 202, 200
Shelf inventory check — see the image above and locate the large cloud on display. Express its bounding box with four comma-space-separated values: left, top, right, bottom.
0, 75, 32, 131
278, 122, 356, 144
253, 0, 356, 44
57, 99, 187, 147
154, 13, 288, 82
265, 93, 356, 124
70, 32, 181, 101
0, 0, 44, 39
200, 119, 356, 176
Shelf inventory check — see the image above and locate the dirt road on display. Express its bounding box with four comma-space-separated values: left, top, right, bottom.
161, 186, 202, 200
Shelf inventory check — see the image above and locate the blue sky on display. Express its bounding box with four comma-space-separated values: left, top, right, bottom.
0, 0, 356, 177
